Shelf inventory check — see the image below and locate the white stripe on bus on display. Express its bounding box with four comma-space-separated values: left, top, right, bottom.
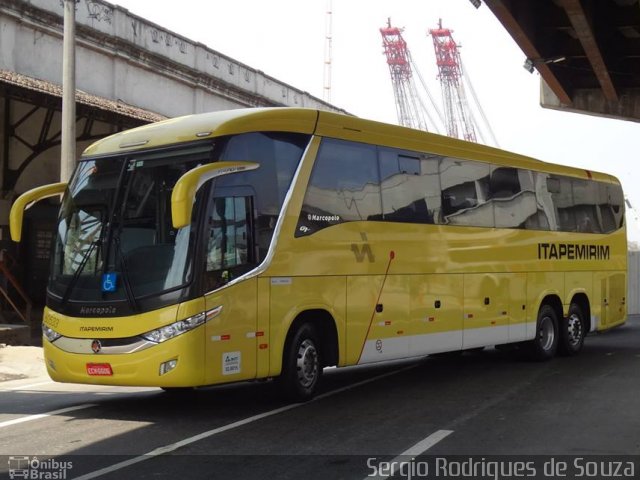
358, 322, 533, 364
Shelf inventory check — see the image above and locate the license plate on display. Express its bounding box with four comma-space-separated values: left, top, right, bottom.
86, 363, 113, 376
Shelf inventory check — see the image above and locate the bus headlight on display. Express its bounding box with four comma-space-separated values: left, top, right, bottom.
42, 323, 61, 343
141, 306, 222, 344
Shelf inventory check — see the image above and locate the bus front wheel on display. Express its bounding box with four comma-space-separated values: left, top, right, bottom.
558, 303, 586, 356
278, 322, 322, 402
529, 304, 559, 361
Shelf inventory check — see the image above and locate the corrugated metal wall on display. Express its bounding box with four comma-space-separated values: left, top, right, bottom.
629, 251, 639, 315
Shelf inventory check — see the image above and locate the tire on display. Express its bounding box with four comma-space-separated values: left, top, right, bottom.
278, 323, 322, 402
528, 304, 559, 361
558, 303, 586, 356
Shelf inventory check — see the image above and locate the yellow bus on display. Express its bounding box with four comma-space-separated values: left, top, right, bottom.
10, 108, 627, 400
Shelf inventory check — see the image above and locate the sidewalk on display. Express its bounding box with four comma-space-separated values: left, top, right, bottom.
0, 344, 47, 382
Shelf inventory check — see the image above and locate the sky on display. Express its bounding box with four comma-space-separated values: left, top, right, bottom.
110, 0, 640, 243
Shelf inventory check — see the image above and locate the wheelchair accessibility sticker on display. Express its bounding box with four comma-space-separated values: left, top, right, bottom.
102, 273, 117, 293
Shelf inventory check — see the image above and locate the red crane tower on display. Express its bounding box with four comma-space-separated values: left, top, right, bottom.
380, 19, 441, 132
428, 19, 498, 145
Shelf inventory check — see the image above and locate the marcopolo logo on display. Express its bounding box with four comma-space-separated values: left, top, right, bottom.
8, 456, 72, 479
307, 213, 340, 223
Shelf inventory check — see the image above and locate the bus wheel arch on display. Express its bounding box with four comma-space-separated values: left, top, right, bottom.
559, 294, 590, 356
529, 296, 562, 361
277, 309, 339, 401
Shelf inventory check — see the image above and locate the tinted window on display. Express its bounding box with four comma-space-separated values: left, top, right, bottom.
599, 182, 625, 233
491, 167, 541, 229
297, 138, 381, 236
529, 172, 554, 231
572, 179, 601, 233
216, 132, 309, 259
439, 158, 493, 227
295, 138, 624, 236
548, 175, 577, 232
379, 148, 440, 224
489, 167, 521, 199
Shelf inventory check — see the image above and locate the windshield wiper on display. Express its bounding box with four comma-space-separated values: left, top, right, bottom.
60, 239, 101, 306
113, 234, 138, 312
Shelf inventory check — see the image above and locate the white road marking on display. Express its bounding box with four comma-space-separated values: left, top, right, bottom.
75, 365, 418, 480
364, 429, 454, 480
0, 403, 97, 429
396, 429, 453, 456
2, 380, 54, 391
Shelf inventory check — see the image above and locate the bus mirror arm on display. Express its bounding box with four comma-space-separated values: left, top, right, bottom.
9, 182, 67, 242
171, 161, 260, 229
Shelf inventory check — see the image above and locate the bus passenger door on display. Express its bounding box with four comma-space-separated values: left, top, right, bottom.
202, 195, 258, 384
463, 273, 510, 348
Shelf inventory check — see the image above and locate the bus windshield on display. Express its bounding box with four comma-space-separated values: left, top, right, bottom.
49, 145, 210, 305
47, 132, 310, 313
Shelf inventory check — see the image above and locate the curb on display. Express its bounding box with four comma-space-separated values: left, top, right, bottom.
0, 324, 30, 346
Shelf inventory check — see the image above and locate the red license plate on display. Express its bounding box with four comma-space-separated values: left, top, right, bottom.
86, 363, 113, 376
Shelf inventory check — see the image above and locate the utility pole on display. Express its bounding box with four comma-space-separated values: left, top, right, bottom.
60, 0, 77, 182
323, 0, 333, 103
323, 0, 332, 103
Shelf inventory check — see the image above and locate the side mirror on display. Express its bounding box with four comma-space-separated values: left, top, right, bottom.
171, 161, 259, 229
10, 182, 67, 242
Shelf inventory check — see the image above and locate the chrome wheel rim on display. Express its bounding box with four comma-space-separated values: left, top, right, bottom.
539, 315, 555, 351
566, 313, 583, 347
296, 339, 318, 388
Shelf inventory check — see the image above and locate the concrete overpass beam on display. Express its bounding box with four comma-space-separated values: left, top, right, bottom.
541, 81, 640, 122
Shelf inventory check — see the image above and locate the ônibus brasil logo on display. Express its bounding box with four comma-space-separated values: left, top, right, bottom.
8, 456, 72, 479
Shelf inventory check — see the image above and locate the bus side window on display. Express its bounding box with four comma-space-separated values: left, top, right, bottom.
572, 179, 601, 233
533, 172, 556, 231
378, 149, 439, 224
489, 166, 531, 229
296, 138, 381, 237
601, 183, 625, 232
547, 175, 576, 232
218, 132, 309, 259
439, 157, 492, 227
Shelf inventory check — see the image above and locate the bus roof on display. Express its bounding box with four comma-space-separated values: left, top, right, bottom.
81, 108, 318, 157
81, 107, 620, 185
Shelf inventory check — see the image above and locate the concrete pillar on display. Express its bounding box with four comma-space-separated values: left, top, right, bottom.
60, 0, 77, 183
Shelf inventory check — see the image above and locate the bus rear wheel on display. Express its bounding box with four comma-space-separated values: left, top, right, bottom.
278, 322, 322, 402
529, 304, 559, 361
558, 303, 586, 356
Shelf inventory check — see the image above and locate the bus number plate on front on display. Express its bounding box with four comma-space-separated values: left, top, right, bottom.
86, 363, 113, 376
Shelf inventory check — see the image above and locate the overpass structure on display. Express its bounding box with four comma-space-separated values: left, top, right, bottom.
0, 0, 345, 314
483, 0, 640, 123
0, 0, 344, 195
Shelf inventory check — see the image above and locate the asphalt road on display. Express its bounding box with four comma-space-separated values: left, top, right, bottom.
1, 316, 639, 480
